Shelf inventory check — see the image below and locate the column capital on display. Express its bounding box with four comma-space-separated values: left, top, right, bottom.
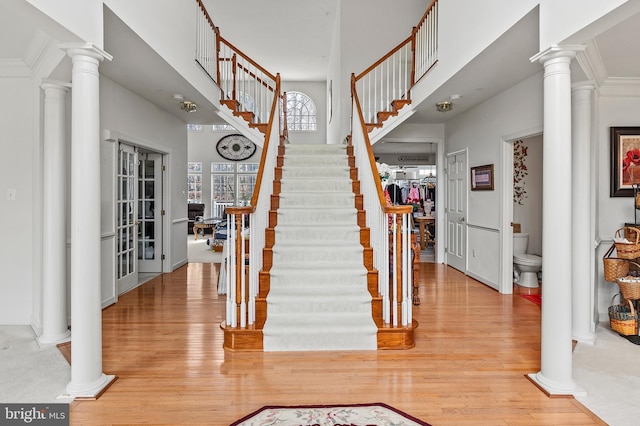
530, 45, 586, 65
58, 42, 113, 62
41, 79, 71, 92
571, 81, 596, 92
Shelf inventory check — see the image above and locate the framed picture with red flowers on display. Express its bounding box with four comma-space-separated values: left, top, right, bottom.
611, 126, 640, 197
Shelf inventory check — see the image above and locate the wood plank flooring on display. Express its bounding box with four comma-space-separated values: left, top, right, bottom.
69, 262, 604, 425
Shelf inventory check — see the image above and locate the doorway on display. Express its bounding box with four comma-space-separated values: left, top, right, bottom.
116, 143, 164, 295
500, 130, 543, 294
445, 150, 468, 273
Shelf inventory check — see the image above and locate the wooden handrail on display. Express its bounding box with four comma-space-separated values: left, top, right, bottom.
195, 0, 216, 31
234, 62, 277, 92
219, 35, 277, 83
351, 74, 412, 216
415, 0, 438, 32
246, 74, 281, 211
353, 36, 412, 82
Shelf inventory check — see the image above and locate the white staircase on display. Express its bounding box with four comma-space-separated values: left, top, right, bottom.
262, 144, 378, 351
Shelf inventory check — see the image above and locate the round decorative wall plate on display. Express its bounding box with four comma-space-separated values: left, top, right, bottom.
216, 134, 256, 161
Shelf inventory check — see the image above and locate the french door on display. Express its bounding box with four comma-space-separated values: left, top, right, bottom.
138, 153, 163, 273
117, 145, 164, 294
116, 144, 138, 294
446, 150, 467, 273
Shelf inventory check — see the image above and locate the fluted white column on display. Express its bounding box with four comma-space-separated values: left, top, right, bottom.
571, 82, 596, 343
528, 45, 585, 396
60, 43, 114, 398
38, 81, 71, 346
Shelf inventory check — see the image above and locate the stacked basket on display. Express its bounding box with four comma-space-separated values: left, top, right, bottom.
608, 294, 637, 336
604, 227, 640, 336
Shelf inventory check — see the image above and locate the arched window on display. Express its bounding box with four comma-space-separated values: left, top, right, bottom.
285, 91, 317, 131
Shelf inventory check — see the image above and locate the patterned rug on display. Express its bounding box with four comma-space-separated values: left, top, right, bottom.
230, 403, 430, 426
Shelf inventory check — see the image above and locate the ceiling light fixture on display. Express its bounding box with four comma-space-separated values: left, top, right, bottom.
436, 101, 453, 113
180, 100, 197, 113
173, 94, 197, 113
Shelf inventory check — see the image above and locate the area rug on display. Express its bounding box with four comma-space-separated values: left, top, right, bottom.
230, 403, 430, 426
520, 293, 541, 306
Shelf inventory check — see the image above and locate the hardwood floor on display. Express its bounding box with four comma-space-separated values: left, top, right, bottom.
69, 262, 604, 425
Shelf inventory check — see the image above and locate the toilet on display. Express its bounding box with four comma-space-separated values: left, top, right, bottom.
513, 233, 542, 288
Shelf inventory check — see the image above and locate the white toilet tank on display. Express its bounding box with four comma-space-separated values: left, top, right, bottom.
513, 233, 529, 255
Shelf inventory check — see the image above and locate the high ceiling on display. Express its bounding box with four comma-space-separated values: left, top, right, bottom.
1, 1, 640, 143
201, 0, 339, 82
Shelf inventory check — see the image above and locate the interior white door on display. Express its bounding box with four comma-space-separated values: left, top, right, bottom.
138, 153, 163, 273
116, 144, 139, 294
446, 151, 467, 272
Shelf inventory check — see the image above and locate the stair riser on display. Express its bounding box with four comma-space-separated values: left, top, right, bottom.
276, 209, 358, 224
269, 272, 368, 284
285, 146, 346, 154
283, 156, 348, 166
273, 248, 363, 263
267, 302, 372, 315
281, 167, 351, 179
278, 194, 355, 208
280, 180, 353, 192
273, 229, 361, 242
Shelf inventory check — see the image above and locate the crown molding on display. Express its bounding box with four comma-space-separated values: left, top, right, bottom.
0, 59, 30, 77
599, 77, 640, 97
576, 39, 607, 88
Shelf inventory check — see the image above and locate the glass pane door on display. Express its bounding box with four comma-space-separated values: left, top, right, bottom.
138, 153, 162, 273
117, 144, 138, 294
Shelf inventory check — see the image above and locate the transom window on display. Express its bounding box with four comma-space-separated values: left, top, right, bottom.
285, 91, 316, 131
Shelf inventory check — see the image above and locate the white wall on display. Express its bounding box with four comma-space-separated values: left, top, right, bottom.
104, 0, 222, 111
21, 0, 101, 46
100, 77, 188, 278
188, 127, 263, 218
0, 76, 35, 324
595, 94, 640, 317
337, 0, 427, 142
413, 0, 538, 105
539, 0, 636, 48
445, 73, 544, 289
326, 3, 342, 145
281, 81, 327, 144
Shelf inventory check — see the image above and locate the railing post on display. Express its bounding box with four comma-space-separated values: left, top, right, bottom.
234, 213, 244, 327
393, 213, 404, 326
215, 26, 221, 86
231, 53, 237, 101
281, 90, 287, 144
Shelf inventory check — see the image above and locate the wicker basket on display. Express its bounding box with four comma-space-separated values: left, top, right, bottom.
617, 273, 640, 300
603, 244, 629, 282
614, 227, 640, 259
609, 294, 637, 336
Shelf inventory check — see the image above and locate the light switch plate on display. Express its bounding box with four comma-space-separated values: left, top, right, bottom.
7, 189, 16, 200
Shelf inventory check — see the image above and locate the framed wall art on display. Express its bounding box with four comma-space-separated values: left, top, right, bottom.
470, 164, 494, 191
610, 126, 640, 197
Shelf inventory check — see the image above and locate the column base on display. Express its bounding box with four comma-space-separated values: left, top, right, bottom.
37, 331, 71, 347
527, 372, 586, 397
572, 331, 597, 345
66, 373, 117, 400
